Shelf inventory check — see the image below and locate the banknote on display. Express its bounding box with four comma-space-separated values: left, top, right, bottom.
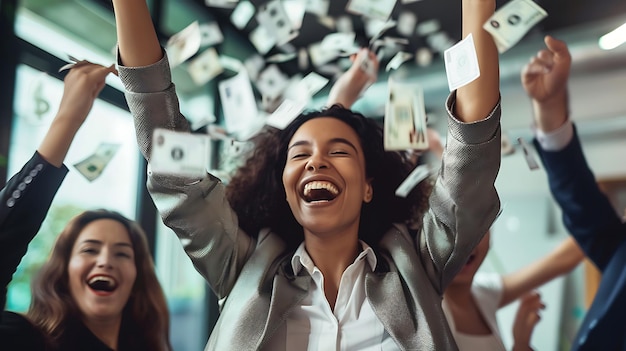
73, 143, 120, 182
166, 21, 202, 68
150, 129, 211, 177
518, 137, 540, 170
231, 0, 255, 29
205, 0, 238, 9
218, 68, 259, 138
483, 0, 548, 53
386, 51, 413, 71
397, 11, 417, 37
256, 0, 299, 46
309, 42, 340, 67
395, 164, 431, 198
384, 78, 429, 151
305, 0, 330, 17
249, 25, 276, 55
346, 0, 397, 21
321, 32, 358, 56
298, 72, 329, 97
283, 71, 330, 103
265, 99, 307, 130
443, 33, 480, 91
266, 52, 297, 63
187, 47, 224, 86
199, 22, 224, 47
58, 55, 83, 72
256, 64, 290, 100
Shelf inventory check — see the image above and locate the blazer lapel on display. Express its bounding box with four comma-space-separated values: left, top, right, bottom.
366, 271, 416, 351
257, 264, 312, 349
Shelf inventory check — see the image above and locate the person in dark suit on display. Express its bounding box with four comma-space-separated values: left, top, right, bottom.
0, 62, 172, 350
523, 35, 626, 351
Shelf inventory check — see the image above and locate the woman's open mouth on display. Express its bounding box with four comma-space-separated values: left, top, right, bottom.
302, 180, 339, 203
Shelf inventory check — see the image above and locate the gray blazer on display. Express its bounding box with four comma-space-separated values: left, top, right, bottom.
118, 53, 502, 351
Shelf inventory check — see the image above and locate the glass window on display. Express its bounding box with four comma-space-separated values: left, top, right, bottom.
155, 221, 210, 351
6, 64, 141, 311
10, 4, 215, 349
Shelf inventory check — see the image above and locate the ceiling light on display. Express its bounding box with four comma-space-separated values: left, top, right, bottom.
599, 22, 626, 50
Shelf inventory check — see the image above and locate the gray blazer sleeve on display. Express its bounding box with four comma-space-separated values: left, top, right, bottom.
117, 53, 255, 299
420, 91, 501, 293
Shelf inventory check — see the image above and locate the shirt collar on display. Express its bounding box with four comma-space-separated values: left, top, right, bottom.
291, 240, 377, 275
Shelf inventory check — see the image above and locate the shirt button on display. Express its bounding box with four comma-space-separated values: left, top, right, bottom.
24, 176, 32, 184
578, 333, 587, 345
29, 169, 38, 177
12, 190, 21, 199
35, 164, 44, 171
18, 182, 26, 191
589, 318, 598, 329
6, 198, 16, 207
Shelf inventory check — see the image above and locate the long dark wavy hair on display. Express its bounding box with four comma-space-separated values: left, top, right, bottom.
27, 209, 172, 351
226, 104, 432, 251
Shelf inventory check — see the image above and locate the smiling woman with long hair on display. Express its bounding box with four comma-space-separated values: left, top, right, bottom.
26, 210, 170, 350
0, 62, 171, 351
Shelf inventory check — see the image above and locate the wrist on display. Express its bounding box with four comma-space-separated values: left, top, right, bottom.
512, 344, 533, 351
51, 111, 85, 132
532, 91, 568, 132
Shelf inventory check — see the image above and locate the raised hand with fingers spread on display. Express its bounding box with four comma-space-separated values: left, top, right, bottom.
521, 35, 571, 132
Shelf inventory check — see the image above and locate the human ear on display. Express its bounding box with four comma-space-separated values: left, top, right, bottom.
363, 179, 373, 203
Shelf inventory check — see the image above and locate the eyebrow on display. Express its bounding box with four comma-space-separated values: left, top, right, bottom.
80, 239, 133, 248
288, 138, 359, 153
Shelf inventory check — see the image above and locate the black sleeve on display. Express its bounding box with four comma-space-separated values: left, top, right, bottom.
0, 311, 46, 349
0, 152, 68, 311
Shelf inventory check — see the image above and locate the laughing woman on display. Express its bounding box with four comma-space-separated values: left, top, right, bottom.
113, 0, 501, 349
0, 62, 171, 351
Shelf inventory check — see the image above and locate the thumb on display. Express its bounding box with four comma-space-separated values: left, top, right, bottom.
107, 63, 119, 76
544, 35, 570, 60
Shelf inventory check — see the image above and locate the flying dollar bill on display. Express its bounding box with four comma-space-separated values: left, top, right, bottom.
73, 143, 121, 182
346, 0, 397, 21
395, 164, 432, 198
444, 33, 480, 91
483, 0, 548, 53
166, 21, 202, 68
150, 129, 212, 177
384, 78, 429, 151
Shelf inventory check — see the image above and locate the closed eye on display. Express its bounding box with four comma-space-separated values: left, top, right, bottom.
116, 252, 133, 259
290, 152, 309, 159
81, 248, 99, 255
330, 150, 349, 155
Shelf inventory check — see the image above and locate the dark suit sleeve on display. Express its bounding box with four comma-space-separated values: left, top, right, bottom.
0, 152, 68, 311
534, 126, 624, 271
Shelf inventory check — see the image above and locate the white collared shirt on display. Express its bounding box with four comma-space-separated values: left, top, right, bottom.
534, 119, 574, 151
263, 241, 399, 351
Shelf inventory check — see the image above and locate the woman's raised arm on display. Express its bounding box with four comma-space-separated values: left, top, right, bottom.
112, 0, 162, 67
456, 0, 500, 122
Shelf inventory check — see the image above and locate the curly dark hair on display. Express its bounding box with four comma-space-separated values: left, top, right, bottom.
226, 105, 431, 250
